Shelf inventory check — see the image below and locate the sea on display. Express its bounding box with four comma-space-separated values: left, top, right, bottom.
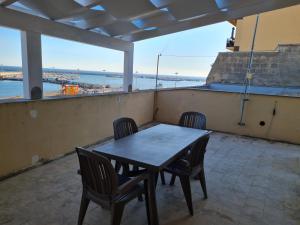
0, 70, 205, 98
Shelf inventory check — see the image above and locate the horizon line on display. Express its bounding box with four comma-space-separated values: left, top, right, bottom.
0, 65, 208, 78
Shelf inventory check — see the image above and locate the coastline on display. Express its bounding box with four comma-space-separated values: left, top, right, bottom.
0, 69, 205, 99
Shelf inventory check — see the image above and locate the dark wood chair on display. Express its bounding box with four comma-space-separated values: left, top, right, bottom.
113, 117, 138, 140
113, 117, 166, 185
113, 117, 144, 176
170, 111, 206, 185
179, 111, 206, 130
163, 134, 210, 216
76, 147, 150, 225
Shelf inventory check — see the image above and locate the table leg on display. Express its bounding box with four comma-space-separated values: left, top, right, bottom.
147, 171, 159, 225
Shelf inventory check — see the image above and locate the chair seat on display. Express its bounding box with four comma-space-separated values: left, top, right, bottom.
165, 159, 191, 176
115, 174, 144, 203
117, 174, 131, 185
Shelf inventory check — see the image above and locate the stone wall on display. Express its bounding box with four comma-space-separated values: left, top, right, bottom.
206, 44, 300, 87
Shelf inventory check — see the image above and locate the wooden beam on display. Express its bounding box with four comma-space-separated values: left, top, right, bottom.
0, 7, 133, 51
0, 0, 18, 6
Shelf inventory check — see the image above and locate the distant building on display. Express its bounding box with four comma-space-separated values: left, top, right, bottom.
227, 5, 300, 51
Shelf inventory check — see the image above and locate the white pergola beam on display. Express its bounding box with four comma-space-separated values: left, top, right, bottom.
128, 0, 300, 42
21, 30, 43, 100
0, 0, 18, 6
0, 7, 133, 52
123, 46, 134, 92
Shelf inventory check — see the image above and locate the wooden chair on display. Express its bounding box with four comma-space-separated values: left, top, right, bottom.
113, 117, 138, 140
163, 134, 210, 216
113, 117, 166, 185
170, 111, 206, 185
113, 117, 138, 174
179, 111, 206, 130
76, 147, 150, 225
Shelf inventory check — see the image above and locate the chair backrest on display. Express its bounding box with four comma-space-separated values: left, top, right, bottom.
179, 111, 206, 129
113, 117, 138, 140
76, 147, 118, 197
186, 134, 210, 169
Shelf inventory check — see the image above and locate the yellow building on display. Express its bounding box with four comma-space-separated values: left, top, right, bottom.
230, 5, 300, 51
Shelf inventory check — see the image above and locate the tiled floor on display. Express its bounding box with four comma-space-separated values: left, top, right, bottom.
1, 132, 300, 225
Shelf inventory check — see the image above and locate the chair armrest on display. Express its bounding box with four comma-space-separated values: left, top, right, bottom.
117, 173, 148, 195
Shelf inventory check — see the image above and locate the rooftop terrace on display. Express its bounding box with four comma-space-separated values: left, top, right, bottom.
1, 1, 300, 225
1, 132, 300, 225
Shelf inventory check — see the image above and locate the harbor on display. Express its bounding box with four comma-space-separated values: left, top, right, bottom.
0, 68, 205, 98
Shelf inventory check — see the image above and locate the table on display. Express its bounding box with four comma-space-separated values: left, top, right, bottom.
93, 124, 210, 225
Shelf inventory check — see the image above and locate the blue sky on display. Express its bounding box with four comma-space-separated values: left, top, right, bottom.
0, 22, 232, 77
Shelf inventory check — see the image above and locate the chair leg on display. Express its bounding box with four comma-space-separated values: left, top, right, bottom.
138, 194, 143, 202
154, 173, 159, 188
199, 169, 208, 199
144, 180, 151, 225
121, 163, 130, 176
133, 165, 139, 171
115, 161, 121, 173
179, 175, 193, 216
111, 202, 125, 225
77, 192, 90, 225
160, 171, 166, 185
169, 174, 176, 186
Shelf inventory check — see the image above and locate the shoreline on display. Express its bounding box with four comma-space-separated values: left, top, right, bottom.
0, 71, 204, 98
0, 66, 206, 82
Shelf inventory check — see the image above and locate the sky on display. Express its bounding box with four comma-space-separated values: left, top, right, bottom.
0, 22, 232, 77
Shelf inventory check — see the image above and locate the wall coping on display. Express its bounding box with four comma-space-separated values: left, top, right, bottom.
1, 84, 300, 106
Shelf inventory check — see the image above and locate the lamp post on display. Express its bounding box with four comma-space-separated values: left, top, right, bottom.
155, 53, 162, 90
135, 71, 138, 90
174, 72, 178, 88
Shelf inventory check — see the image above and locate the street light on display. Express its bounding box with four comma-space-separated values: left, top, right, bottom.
174, 72, 178, 88
155, 53, 162, 90
135, 71, 138, 90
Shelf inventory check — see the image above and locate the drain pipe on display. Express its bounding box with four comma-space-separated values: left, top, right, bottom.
238, 14, 260, 126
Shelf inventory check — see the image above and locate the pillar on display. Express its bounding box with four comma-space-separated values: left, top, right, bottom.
123, 45, 134, 92
21, 30, 43, 99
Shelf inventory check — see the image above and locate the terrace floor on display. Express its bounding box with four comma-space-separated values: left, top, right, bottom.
1, 132, 300, 225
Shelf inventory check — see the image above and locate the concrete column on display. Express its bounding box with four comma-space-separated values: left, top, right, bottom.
21, 30, 43, 99
123, 45, 134, 92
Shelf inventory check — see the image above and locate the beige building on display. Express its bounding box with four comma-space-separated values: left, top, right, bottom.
230, 5, 300, 51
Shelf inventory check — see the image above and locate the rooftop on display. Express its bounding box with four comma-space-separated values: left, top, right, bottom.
1, 131, 300, 225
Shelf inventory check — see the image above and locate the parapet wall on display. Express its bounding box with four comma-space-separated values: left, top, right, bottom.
0, 92, 154, 178
156, 89, 300, 145
206, 44, 300, 87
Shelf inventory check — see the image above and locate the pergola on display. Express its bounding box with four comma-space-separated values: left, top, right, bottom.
0, 0, 299, 99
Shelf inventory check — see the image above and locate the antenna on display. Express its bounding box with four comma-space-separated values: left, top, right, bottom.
238, 14, 260, 126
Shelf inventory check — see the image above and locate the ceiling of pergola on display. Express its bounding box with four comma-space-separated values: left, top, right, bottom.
1, 0, 300, 42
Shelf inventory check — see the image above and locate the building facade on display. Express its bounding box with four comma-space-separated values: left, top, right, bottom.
231, 5, 300, 51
